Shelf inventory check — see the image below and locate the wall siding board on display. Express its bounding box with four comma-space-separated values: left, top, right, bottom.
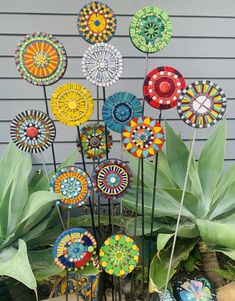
0, 0, 234, 169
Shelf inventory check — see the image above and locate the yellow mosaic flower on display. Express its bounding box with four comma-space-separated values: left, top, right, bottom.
51, 83, 94, 127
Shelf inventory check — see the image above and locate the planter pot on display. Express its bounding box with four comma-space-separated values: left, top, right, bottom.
217, 282, 235, 301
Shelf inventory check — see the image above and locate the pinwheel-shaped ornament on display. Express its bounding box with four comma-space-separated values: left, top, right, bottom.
130, 6, 172, 53
177, 81, 227, 128
122, 116, 164, 158
144, 66, 186, 110
81, 43, 123, 87
102, 92, 143, 133
78, 123, 113, 159
15, 32, 67, 86
78, 1, 117, 44
10, 110, 56, 153
50, 166, 93, 208
99, 234, 139, 277
51, 83, 94, 127
53, 228, 97, 271
92, 159, 133, 200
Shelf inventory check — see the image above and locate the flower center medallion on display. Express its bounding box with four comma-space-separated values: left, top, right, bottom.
26, 126, 39, 139
193, 95, 212, 114
34, 51, 50, 68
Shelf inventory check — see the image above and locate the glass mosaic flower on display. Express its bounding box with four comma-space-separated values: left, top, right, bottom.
102, 92, 143, 133
55, 273, 98, 300
50, 166, 92, 208
130, 6, 172, 53
173, 277, 216, 301
122, 116, 164, 158
78, 123, 113, 159
78, 1, 117, 44
92, 159, 133, 200
177, 81, 227, 128
99, 234, 139, 277
51, 83, 94, 127
15, 32, 67, 86
81, 43, 123, 87
10, 110, 56, 153
53, 228, 97, 270
143, 66, 186, 110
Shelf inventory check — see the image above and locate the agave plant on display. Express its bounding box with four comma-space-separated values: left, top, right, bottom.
123, 120, 235, 290
0, 143, 79, 299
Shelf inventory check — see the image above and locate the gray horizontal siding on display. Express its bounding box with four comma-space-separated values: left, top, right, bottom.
0, 0, 234, 171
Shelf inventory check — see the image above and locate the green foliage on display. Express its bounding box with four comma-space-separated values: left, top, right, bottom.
0, 144, 79, 294
214, 263, 235, 281
123, 120, 235, 289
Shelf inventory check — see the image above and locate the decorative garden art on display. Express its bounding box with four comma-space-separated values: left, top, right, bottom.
0, 1, 232, 301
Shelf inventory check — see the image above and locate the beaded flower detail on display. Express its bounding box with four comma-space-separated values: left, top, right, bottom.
173, 277, 216, 301
130, 6, 172, 53
53, 228, 97, 271
92, 159, 133, 200
78, 1, 117, 44
51, 83, 94, 127
10, 110, 56, 153
144, 66, 186, 110
99, 234, 139, 277
78, 123, 113, 159
81, 43, 123, 87
177, 81, 227, 128
15, 32, 67, 86
50, 166, 92, 208
102, 92, 143, 133
122, 116, 164, 158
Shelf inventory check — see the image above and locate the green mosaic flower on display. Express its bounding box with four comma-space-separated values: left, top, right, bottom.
99, 234, 139, 277
130, 6, 172, 53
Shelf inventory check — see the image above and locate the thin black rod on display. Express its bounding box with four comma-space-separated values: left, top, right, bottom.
141, 158, 145, 301
42, 85, 57, 172
96, 86, 101, 228
103, 87, 109, 159
147, 111, 163, 282
76, 126, 98, 245
118, 278, 122, 301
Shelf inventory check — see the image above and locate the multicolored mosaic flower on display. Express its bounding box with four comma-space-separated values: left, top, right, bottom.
130, 6, 172, 53
177, 81, 227, 128
78, 123, 113, 159
53, 228, 97, 271
122, 116, 164, 158
10, 110, 56, 153
50, 166, 92, 208
143, 66, 186, 110
99, 234, 139, 277
173, 277, 216, 301
102, 92, 143, 133
81, 43, 123, 87
15, 32, 67, 86
51, 83, 94, 127
78, 1, 117, 44
92, 159, 133, 200
55, 273, 99, 300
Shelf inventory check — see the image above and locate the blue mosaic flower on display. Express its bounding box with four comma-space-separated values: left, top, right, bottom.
102, 92, 142, 133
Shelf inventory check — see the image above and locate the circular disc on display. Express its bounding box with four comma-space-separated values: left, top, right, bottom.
102, 92, 143, 133
78, 123, 113, 159
143, 66, 186, 110
50, 166, 92, 208
53, 228, 97, 270
177, 81, 227, 128
92, 159, 133, 200
78, 1, 117, 44
99, 234, 139, 277
122, 116, 164, 158
10, 110, 56, 153
15, 32, 67, 86
81, 43, 123, 87
130, 6, 172, 53
51, 83, 94, 127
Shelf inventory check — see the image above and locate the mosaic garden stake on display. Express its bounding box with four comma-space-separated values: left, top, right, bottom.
15, 32, 68, 172
78, 1, 117, 44
163, 80, 227, 299
143, 66, 186, 284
